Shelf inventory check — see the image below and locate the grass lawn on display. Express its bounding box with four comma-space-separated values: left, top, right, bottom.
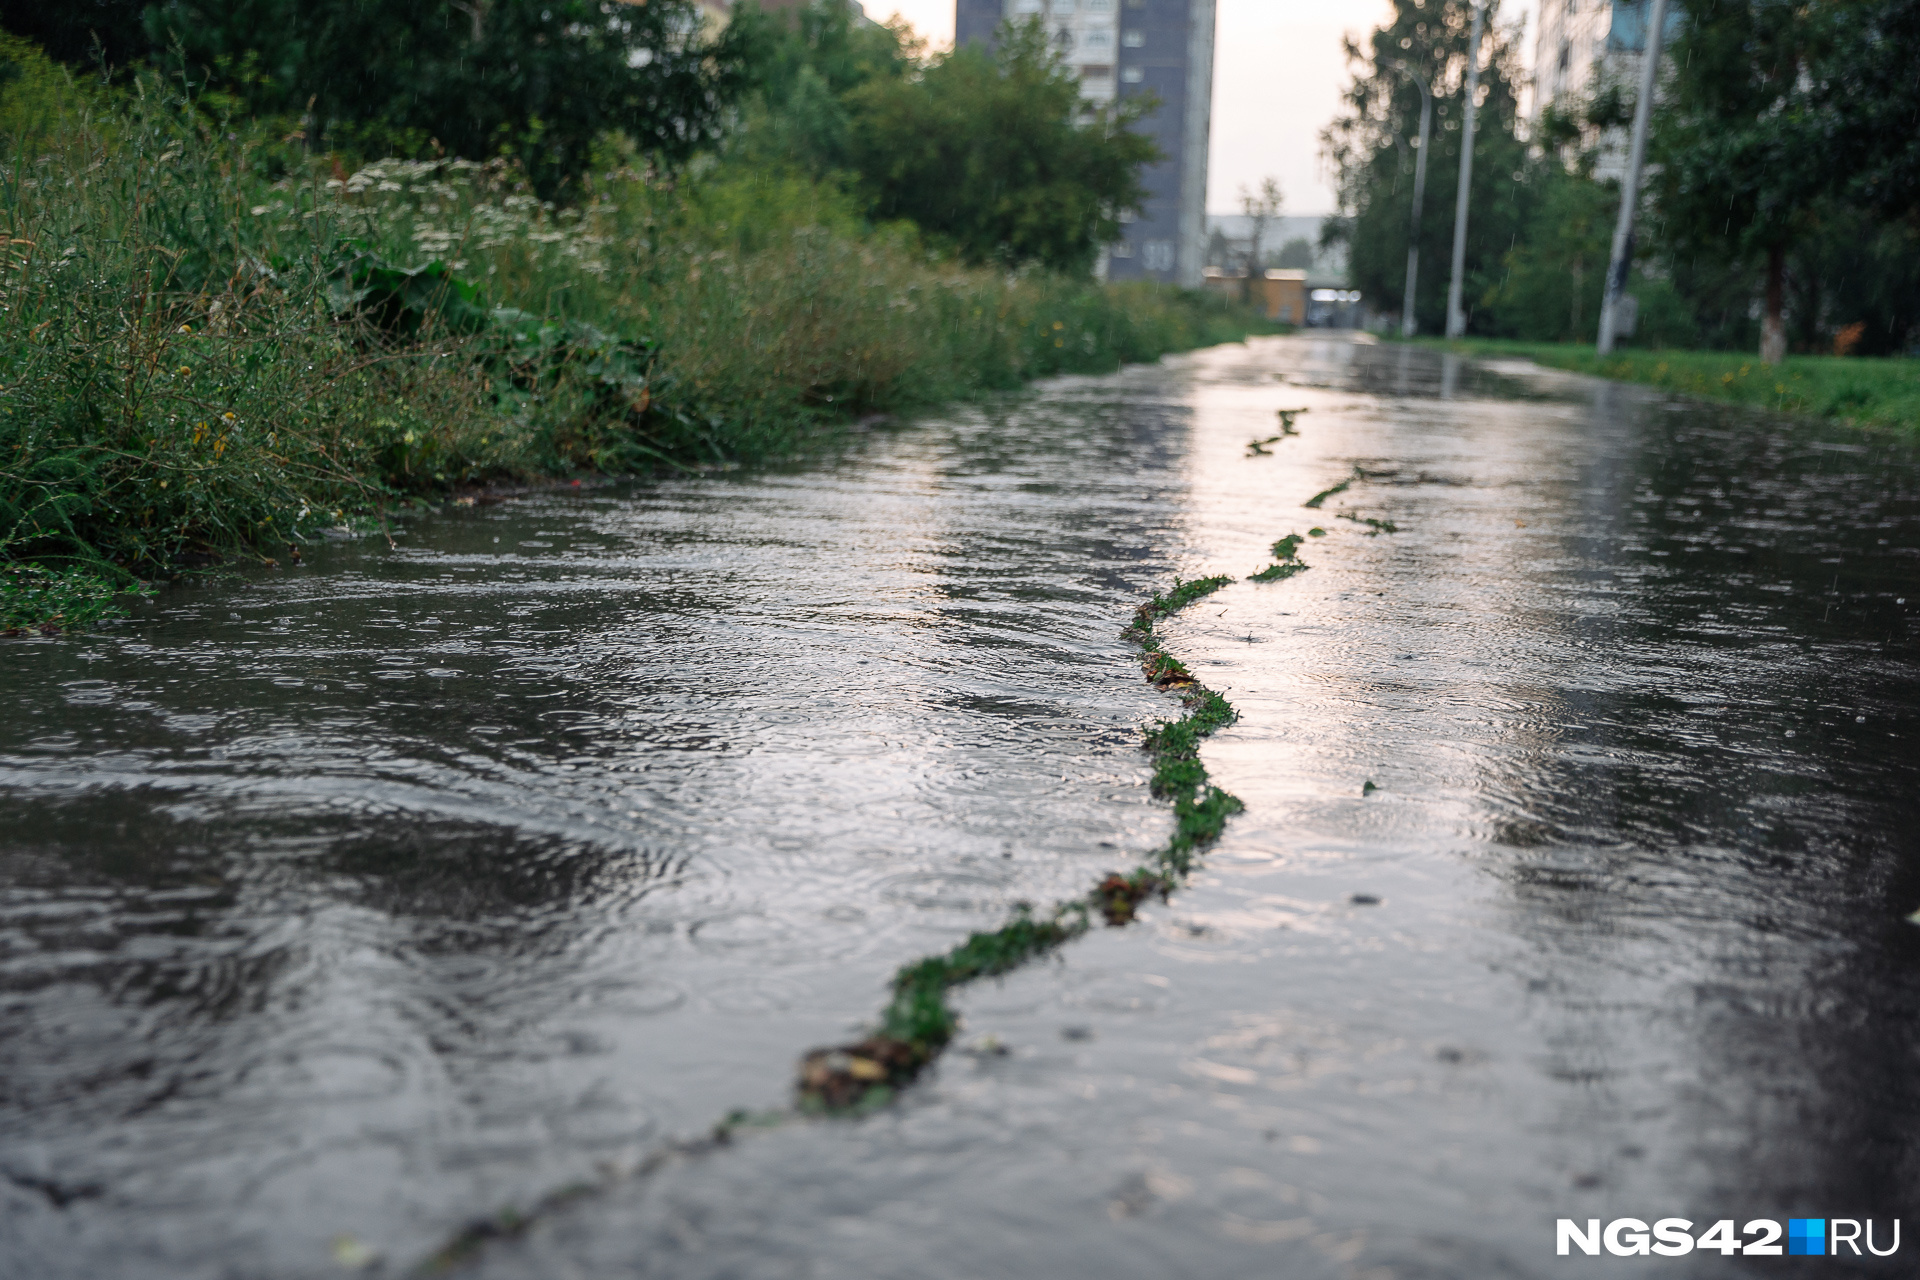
1418, 339, 1920, 435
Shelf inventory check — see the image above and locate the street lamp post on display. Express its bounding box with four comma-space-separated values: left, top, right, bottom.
1394, 62, 1435, 338
1596, 0, 1670, 355
1444, 0, 1485, 340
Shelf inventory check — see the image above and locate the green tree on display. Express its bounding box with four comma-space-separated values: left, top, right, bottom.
0, 0, 148, 70
1238, 177, 1282, 303
1476, 87, 1689, 345
725, 0, 915, 174
1322, 0, 1531, 334
1, 0, 748, 193
1805, 0, 1920, 224
1785, 207, 1920, 355
1275, 237, 1315, 270
1479, 165, 1614, 342
1649, 0, 1836, 362
844, 19, 1158, 273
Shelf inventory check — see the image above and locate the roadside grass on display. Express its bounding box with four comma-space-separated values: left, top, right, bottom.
1417, 338, 1920, 434
0, 39, 1276, 628
0, 564, 144, 634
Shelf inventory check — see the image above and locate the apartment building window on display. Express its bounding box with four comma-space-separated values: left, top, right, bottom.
1050, 0, 1076, 13
1121, 28, 1145, 46
1083, 27, 1114, 49
1086, 0, 1114, 10
1110, 240, 1135, 258
1143, 240, 1175, 271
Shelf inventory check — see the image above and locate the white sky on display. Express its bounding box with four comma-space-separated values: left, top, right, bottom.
868, 0, 1538, 217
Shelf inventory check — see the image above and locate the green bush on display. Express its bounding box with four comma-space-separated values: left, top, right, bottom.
0, 51, 1271, 630
0, 90, 520, 575
0, 31, 95, 152
0, 564, 142, 633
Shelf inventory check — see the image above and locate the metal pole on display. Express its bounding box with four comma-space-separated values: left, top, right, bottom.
1444, 0, 1484, 340
1397, 65, 1434, 338
1596, 0, 1669, 354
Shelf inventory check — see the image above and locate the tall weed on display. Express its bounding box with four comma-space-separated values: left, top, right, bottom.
2, 49, 1269, 599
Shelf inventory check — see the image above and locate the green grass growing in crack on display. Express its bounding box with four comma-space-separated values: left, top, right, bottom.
1125, 575, 1234, 691
1248, 532, 1311, 583
1122, 574, 1235, 641
1141, 687, 1245, 877
1303, 477, 1353, 509
795, 571, 1244, 1112
792, 904, 1092, 1112
1249, 562, 1308, 583
883, 908, 1089, 1047
1270, 534, 1306, 561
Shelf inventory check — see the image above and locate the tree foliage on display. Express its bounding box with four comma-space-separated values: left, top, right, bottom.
1326, 0, 1920, 353
1646, 0, 1920, 357
725, 12, 1158, 274
724, 0, 915, 175
1476, 166, 1616, 343
1237, 177, 1282, 302
1801, 0, 1920, 224
0, 0, 149, 69
1650, 0, 1832, 264
0, 0, 747, 193
840, 20, 1158, 273
1322, 0, 1530, 334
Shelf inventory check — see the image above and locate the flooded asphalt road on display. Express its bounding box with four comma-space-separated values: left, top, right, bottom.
3, 335, 1918, 1278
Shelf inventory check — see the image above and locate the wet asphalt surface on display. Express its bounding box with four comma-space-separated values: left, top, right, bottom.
3, 335, 1917, 1278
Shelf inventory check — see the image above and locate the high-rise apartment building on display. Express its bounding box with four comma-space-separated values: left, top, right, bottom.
955, 0, 1216, 287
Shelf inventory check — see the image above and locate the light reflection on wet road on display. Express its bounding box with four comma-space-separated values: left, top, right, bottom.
4, 336, 1917, 1278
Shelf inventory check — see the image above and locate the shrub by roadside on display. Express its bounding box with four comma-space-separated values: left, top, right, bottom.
0, 47, 1274, 629
0, 564, 144, 635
